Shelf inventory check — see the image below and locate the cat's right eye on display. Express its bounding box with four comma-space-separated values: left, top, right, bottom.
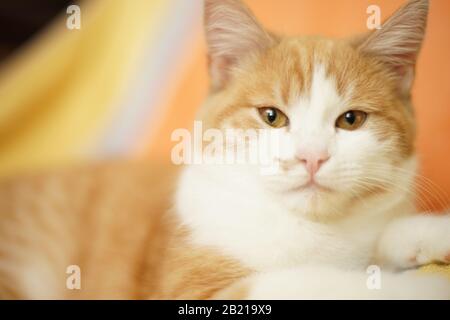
258, 107, 289, 128
336, 110, 367, 131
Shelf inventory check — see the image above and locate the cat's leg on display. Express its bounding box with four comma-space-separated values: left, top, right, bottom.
213, 266, 450, 299
376, 214, 450, 270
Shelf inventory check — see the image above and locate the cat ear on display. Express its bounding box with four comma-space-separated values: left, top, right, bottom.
355, 0, 429, 95
204, 0, 274, 90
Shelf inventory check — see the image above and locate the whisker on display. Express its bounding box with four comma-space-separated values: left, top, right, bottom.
336, 169, 439, 212
338, 162, 449, 211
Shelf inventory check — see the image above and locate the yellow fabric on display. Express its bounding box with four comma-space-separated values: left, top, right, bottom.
0, 0, 167, 177
420, 264, 450, 280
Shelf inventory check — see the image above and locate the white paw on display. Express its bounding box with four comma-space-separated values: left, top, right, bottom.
377, 214, 450, 269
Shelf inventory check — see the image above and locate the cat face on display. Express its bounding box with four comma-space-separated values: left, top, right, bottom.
200, 0, 427, 219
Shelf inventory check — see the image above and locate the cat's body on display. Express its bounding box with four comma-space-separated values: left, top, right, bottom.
0, 163, 254, 299
0, 162, 448, 299
0, 163, 175, 299
1, 0, 450, 299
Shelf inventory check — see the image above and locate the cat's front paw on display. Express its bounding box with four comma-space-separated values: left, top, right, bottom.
377, 214, 450, 269
408, 245, 450, 267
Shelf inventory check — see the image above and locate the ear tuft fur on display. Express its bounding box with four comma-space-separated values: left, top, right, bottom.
204, 0, 274, 90
357, 0, 429, 94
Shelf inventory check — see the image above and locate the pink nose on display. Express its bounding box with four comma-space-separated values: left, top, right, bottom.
296, 151, 330, 176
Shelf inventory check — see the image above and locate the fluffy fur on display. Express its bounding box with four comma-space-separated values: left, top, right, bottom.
0, 0, 449, 299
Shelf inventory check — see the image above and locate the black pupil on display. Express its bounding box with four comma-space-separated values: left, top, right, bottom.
345, 112, 356, 125
267, 109, 277, 123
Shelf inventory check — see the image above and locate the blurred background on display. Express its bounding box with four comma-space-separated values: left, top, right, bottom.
0, 0, 449, 211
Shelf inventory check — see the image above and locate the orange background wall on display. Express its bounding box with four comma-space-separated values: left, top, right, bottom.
143, 0, 450, 211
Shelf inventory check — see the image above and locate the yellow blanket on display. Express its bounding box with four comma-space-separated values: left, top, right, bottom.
421, 264, 450, 280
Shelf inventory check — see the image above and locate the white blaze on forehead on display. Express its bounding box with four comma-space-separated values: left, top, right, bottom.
277, 63, 350, 159
290, 63, 346, 132
310, 64, 344, 114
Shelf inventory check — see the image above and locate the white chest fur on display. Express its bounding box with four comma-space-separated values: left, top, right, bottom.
175, 164, 412, 271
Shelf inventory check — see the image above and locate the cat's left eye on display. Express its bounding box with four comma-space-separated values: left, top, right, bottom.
336, 110, 367, 131
258, 107, 289, 128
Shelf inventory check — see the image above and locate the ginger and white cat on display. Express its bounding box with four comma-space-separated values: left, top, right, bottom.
0, 0, 449, 299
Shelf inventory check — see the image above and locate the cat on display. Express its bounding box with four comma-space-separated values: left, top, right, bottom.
0, 0, 449, 299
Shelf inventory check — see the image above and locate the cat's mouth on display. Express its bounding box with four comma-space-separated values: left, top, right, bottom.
287, 180, 333, 193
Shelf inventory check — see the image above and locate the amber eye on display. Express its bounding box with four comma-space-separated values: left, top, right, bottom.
258, 107, 289, 128
336, 110, 367, 130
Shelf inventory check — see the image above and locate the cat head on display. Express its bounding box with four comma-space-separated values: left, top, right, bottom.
199, 0, 428, 220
